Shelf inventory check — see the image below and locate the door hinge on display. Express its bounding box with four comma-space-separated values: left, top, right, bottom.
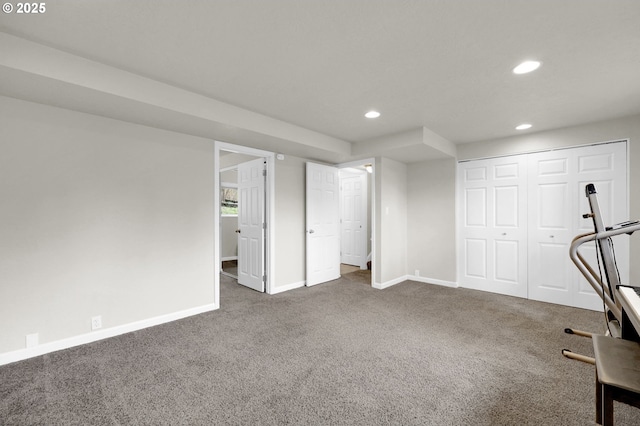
263, 274, 267, 282
263, 223, 267, 229
262, 169, 267, 177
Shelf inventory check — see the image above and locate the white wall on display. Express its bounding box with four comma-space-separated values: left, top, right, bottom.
0, 98, 331, 360
407, 158, 457, 284
273, 155, 307, 288
0, 96, 215, 357
220, 153, 258, 169
376, 158, 408, 286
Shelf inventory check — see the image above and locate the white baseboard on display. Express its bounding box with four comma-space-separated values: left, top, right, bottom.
0, 303, 218, 367
269, 280, 305, 294
373, 275, 458, 290
373, 275, 408, 289
221, 256, 238, 262
407, 275, 458, 288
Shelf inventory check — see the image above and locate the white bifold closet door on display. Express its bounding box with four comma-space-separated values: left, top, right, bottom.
527, 142, 627, 310
458, 141, 627, 310
458, 155, 529, 298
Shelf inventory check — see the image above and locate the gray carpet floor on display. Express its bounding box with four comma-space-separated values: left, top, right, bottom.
2, 273, 639, 425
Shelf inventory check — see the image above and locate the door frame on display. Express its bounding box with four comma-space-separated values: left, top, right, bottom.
338, 158, 376, 287
214, 141, 275, 302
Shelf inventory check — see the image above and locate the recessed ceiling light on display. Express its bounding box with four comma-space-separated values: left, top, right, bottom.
365, 111, 381, 119
513, 60, 541, 74
516, 123, 532, 130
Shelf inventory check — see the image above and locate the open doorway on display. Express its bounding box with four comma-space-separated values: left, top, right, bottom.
339, 160, 374, 286
219, 162, 239, 279
304, 159, 375, 288
214, 142, 275, 302
220, 155, 267, 282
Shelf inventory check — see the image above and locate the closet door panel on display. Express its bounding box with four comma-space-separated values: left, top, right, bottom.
573, 144, 628, 310
528, 169, 573, 305
458, 156, 527, 298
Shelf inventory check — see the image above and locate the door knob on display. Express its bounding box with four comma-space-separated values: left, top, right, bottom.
308, 229, 315, 234
235, 229, 241, 233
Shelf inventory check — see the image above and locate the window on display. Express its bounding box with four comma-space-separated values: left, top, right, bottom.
221, 185, 238, 216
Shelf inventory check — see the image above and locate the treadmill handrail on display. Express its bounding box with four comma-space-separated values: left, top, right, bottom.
569, 222, 640, 321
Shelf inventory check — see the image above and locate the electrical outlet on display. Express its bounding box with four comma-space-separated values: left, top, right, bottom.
415, 269, 420, 277
91, 315, 102, 331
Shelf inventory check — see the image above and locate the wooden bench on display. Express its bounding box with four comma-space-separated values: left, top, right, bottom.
592, 334, 640, 425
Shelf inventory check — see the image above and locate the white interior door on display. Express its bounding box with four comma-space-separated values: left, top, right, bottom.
528, 142, 627, 310
458, 155, 528, 298
306, 162, 340, 286
340, 171, 367, 269
237, 158, 265, 292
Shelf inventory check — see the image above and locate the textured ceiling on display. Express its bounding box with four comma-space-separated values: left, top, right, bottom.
1, 0, 640, 158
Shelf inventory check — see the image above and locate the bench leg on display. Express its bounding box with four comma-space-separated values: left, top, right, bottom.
602, 383, 614, 426
596, 372, 602, 424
